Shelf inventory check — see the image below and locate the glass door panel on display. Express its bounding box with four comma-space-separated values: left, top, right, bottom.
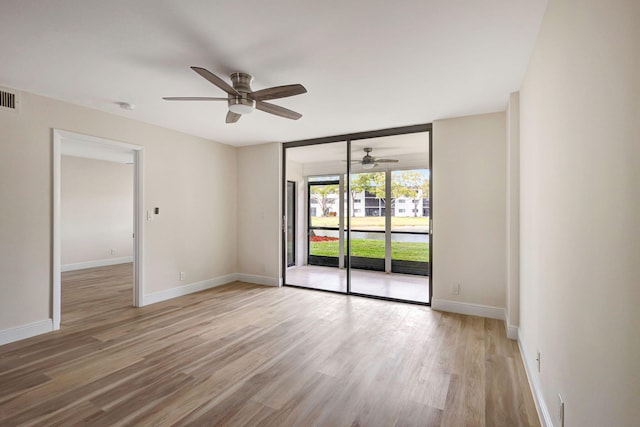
349, 133, 430, 303
309, 179, 341, 267
283, 141, 347, 293
390, 169, 430, 278
349, 171, 386, 272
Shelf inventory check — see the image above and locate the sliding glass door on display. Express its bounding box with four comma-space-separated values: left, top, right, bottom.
284, 141, 348, 293
349, 136, 430, 303
282, 126, 431, 304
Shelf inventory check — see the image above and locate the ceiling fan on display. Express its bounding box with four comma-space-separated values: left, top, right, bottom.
354, 147, 399, 169
163, 66, 307, 123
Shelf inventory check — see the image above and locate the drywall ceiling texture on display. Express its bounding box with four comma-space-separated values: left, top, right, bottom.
519, 0, 640, 425
0, 91, 237, 332
0, 0, 547, 145
61, 156, 134, 266
432, 112, 507, 309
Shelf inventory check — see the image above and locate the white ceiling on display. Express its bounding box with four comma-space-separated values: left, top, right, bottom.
0, 1, 547, 147
287, 132, 429, 163
287, 132, 430, 175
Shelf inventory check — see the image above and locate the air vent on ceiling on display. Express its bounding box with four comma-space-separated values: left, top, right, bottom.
0, 87, 19, 112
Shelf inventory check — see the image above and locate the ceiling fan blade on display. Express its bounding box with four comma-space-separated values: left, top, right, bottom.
191, 66, 239, 96
251, 84, 307, 101
255, 101, 302, 120
226, 111, 241, 123
163, 97, 228, 101
375, 159, 400, 163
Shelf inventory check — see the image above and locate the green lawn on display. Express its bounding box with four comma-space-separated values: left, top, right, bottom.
312, 216, 429, 229
310, 239, 429, 262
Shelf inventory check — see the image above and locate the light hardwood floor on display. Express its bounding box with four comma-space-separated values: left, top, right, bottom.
0, 264, 540, 426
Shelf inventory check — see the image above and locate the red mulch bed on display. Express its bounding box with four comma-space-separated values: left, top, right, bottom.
310, 235, 339, 242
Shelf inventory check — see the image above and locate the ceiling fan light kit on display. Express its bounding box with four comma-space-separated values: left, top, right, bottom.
163, 67, 306, 123
228, 98, 255, 115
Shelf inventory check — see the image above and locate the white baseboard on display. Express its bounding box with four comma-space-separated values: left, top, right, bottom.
0, 319, 53, 346
236, 273, 281, 287
518, 337, 553, 427
431, 298, 505, 320
506, 323, 519, 340
62, 256, 133, 272
142, 274, 239, 306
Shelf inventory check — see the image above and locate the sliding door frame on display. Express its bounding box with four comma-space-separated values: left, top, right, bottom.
306, 178, 342, 271
286, 180, 296, 268
281, 123, 433, 305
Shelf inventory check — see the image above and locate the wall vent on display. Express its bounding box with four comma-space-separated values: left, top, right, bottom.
0, 87, 19, 112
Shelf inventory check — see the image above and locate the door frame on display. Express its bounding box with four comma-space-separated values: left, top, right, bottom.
281, 123, 433, 304
306, 178, 342, 270
52, 129, 144, 330
286, 180, 296, 267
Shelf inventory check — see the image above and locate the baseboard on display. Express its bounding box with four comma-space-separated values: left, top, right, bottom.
236, 273, 281, 287
518, 337, 553, 427
62, 256, 133, 272
506, 323, 519, 340
142, 274, 238, 306
0, 319, 53, 346
431, 298, 505, 320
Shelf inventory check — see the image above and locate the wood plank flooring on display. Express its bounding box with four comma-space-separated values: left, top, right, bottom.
0, 264, 540, 426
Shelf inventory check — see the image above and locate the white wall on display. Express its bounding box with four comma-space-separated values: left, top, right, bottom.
236, 142, 281, 285
286, 159, 306, 267
0, 91, 237, 333
519, 0, 640, 425
506, 92, 520, 338
61, 156, 133, 267
432, 112, 507, 313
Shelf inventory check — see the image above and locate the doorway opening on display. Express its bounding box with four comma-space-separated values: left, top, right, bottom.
52, 130, 144, 330
282, 125, 432, 304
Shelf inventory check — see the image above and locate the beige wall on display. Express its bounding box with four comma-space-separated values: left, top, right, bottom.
0, 91, 237, 331
285, 159, 306, 267
432, 112, 507, 309
519, 0, 640, 425
506, 92, 520, 334
61, 156, 133, 266
236, 142, 281, 283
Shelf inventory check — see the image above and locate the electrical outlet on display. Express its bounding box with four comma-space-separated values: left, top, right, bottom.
536, 350, 541, 372
180, 272, 185, 280
452, 283, 460, 295
558, 394, 565, 427
110, 249, 116, 255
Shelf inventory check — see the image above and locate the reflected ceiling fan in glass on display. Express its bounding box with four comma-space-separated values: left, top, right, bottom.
352, 147, 399, 169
